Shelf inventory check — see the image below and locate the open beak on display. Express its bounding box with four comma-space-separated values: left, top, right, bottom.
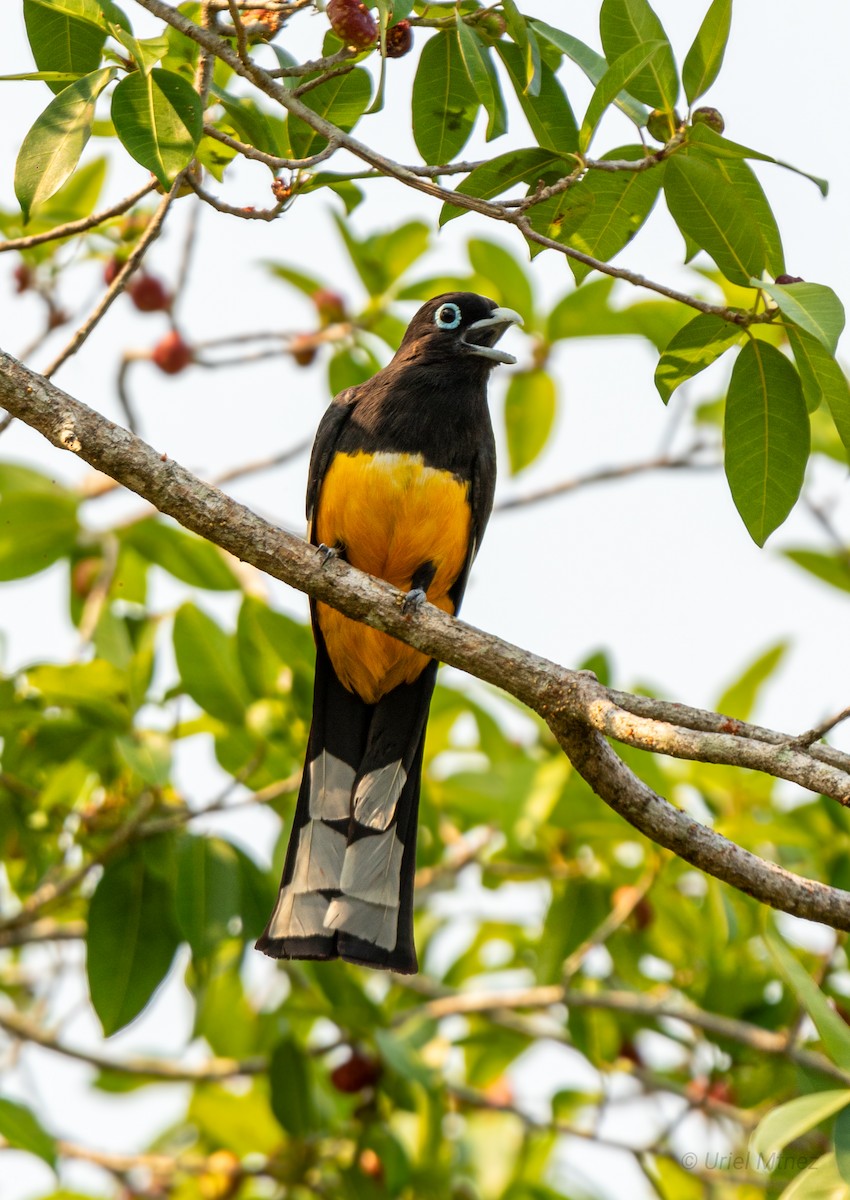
461, 307, 524, 365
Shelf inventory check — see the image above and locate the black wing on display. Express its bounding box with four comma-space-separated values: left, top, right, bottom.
306, 386, 360, 537
449, 433, 497, 614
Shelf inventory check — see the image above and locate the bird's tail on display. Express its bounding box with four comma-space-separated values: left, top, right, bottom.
256, 641, 435, 974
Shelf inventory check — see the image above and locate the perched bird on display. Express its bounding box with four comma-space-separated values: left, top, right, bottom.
256, 293, 522, 973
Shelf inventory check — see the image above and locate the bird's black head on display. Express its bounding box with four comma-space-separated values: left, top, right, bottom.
397, 292, 523, 368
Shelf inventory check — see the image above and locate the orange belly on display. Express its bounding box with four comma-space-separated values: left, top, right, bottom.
314, 451, 471, 703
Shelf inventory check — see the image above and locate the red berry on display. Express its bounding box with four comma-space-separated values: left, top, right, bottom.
385, 19, 412, 57
103, 257, 124, 286
358, 1149, 384, 1181
775, 273, 804, 285
312, 288, 347, 325
152, 330, 193, 375
13, 264, 32, 294
330, 1052, 382, 1093
290, 334, 318, 367
128, 273, 172, 313
327, 0, 377, 49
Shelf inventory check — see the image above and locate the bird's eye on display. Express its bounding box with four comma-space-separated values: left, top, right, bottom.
434, 302, 462, 330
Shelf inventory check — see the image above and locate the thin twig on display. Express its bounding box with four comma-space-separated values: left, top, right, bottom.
42, 178, 185, 378
203, 123, 339, 170
0, 181, 158, 254
187, 175, 285, 220
790, 705, 850, 748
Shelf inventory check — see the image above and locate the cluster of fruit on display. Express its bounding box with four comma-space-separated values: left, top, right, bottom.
326, 0, 412, 56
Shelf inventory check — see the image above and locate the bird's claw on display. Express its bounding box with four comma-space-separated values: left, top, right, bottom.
402, 587, 427, 615
317, 543, 339, 567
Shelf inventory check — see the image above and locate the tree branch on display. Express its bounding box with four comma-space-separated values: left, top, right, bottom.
0, 180, 158, 254
130, 0, 774, 326
3, 351, 850, 934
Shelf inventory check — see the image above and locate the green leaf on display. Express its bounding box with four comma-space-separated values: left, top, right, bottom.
751, 1091, 850, 1162
86, 846, 181, 1035
269, 1038, 318, 1136
699, 154, 783, 279
237, 596, 313, 700
687, 120, 829, 196
215, 89, 289, 162
111, 67, 202, 188
412, 30, 479, 163
115, 730, 172, 786
121, 518, 239, 591
664, 154, 764, 287
263, 261, 325, 297
332, 214, 429, 297
0, 71, 86, 84
567, 145, 664, 281
787, 327, 850, 454
440, 147, 568, 226
580, 42, 666, 152
504, 370, 557, 474
776, 1154, 847, 1200
467, 238, 534, 326
784, 550, 850, 596
31, 154, 106, 223
530, 20, 648, 127
682, 0, 732, 104
599, 0, 679, 110
14, 67, 113, 221
0, 1097, 57, 1169
0, 468, 78, 580
724, 339, 809, 545
288, 67, 371, 159
654, 311, 741, 402
173, 603, 250, 724
500, 0, 542, 96
756, 281, 846, 356
328, 343, 382, 394
456, 19, 506, 141
175, 835, 242, 960
24, 0, 106, 95
765, 924, 850, 1072
715, 641, 787, 721
496, 42, 579, 155
25, 660, 131, 727
835, 1107, 850, 1187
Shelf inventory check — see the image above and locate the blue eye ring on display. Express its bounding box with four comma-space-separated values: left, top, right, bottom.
434, 302, 462, 330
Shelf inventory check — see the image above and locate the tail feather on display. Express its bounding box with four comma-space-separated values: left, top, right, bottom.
256, 644, 436, 974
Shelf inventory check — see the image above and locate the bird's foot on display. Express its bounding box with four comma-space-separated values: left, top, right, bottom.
402, 587, 427, 615
317, 543, 340, 567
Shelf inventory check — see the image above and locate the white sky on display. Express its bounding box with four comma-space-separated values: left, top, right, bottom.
2, 2, 850, 1197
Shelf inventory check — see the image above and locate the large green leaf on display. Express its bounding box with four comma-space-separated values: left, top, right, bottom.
455, 18, 506, 141
173, 603, 249, 724
757, 280, 846, 356
25, 660, 131, 726
14, 67, 113, 220
121, 518, 239, 591
504, 370, 557, 474
440, 147, 568, 226
723, 339, 809, 546
175, 835, 242, 961
751, 1091, 850, 1162
24, 0, 106, 94
0, 1097, 57, 1169
700, 155, 784, 279
269, 1038, 319, 1136
579, 42, 666, 152
784, 550, 850, 595
332, 214, 429, 296
86, 846, 181, 1036
237, 595, 314, 701
664, 154, 764, 287
765, 922, 850, 1071
111, 67, 202, 187
599, 0, 679, 110
288, 67, 371, 159
0, 467, 78, 580
530, 19, 647, 127
567, 145, 664, 280
787, 326, 850, 454
682, 0, 732, 105
654, 311, 741, 403
412, 31, 479, 163
687, 120, 829, 196
468, 238, 534, 326
495, 42, 578, 155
